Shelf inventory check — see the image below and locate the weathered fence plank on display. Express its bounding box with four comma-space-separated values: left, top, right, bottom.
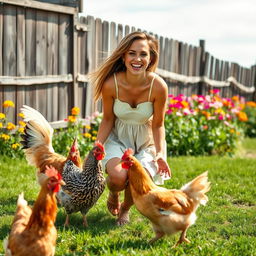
47, 12, 59, 121
3, 5, 16, 122
25, 8, 37, 108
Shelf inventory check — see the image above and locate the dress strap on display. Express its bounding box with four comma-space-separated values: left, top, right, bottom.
113, 73, 119, 99
148, 75, 156, 101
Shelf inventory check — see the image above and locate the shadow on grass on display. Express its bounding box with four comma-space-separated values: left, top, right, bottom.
83, 238, 151, 255
56, 209, 119, 235
0, 224, 10, 240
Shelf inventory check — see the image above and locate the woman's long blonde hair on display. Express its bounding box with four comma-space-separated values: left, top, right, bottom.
90, 31, 159, 101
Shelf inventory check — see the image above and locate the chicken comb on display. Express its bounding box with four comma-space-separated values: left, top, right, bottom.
95, 141, 104, 151
122, 148, 134, 160
45, 165, 61, 180
70, 137, 78, 153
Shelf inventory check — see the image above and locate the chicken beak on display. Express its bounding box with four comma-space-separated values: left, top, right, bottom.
60, 180, 66, 186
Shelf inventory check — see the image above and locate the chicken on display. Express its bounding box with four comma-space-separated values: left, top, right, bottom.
57, 141, 106, 227
3, 166, 65, 256
120, 148, 211, 246
20, 105, 82, 177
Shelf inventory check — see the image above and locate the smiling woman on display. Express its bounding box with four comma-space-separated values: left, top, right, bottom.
89, 31, 171, 226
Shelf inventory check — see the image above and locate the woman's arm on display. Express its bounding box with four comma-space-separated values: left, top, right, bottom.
96, 79, 116, 144
152, 76, 171, 176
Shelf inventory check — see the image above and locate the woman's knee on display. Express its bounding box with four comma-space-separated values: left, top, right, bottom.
106, 158, 128, 189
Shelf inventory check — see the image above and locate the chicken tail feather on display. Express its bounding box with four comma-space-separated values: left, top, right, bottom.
181, 171, 210, 205
17, 192, 27, 207
20, 105, 54, 166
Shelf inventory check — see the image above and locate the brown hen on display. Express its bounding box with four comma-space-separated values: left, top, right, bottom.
120, 148, 211, 247
20, 105, 82, 178
4, 166, 65, 256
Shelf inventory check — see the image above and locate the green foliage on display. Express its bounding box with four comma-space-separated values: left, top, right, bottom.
244, 102, 256, 137
52, 112, 102, 157
1, 140, 256, 255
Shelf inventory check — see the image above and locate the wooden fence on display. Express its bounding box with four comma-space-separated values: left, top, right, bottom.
0, 0, 255, 126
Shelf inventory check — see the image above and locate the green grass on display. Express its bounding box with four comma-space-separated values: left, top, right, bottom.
1, 139, 256, 256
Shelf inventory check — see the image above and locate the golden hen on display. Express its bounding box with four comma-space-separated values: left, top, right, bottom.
4, 166, 65, 256
120, 148, 211, 246
20, 105, 82, 177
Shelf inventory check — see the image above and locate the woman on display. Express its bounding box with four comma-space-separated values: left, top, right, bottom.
90, 31, 171, 226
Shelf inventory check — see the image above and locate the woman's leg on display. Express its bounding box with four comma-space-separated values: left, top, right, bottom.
106, 157, 133, 224
106, 158, 127, 216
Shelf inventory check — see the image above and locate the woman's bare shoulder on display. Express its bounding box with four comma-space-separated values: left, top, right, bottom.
102, 75, 116, 96
152, 73, 168, 92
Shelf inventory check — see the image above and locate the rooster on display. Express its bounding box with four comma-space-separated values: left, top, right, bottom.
3, 166, 65, 256
57, 141, 106, 227
20, 105, 82, 177
120, 148, 211, 246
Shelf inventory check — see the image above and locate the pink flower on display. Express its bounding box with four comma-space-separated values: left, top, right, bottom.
218, 115, 224, 120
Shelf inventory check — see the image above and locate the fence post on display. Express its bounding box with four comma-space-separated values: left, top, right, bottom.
198, 39, 205, 95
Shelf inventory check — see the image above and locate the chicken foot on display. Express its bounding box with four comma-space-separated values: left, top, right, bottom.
172, 228, 191, 248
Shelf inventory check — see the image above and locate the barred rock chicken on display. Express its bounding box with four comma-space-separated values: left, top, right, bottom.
57, 142, 106, 227
120, 149, 211, 247
20, 105, 82, 178
3, 166, 65, 256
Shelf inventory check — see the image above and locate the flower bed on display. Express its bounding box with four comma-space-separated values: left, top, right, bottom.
165, 90, 253, 156
0, 93, 255, 158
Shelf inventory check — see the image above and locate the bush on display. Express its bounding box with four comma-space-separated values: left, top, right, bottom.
52, 107, 102, 157
165, 91, 247, 156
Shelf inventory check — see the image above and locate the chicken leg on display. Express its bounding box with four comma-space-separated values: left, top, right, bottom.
172, 227, 191, 248
149, 231, 165, 244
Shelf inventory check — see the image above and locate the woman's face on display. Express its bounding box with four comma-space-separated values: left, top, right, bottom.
123, 39, 151, 75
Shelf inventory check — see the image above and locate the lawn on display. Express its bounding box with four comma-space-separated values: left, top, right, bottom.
0, 139, 255, 256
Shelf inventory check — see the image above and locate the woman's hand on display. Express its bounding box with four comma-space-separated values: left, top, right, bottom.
156, 157, 171, 178
154, 153, 171, 178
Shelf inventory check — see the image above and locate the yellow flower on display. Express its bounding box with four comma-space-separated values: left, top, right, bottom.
85, 125, 91, 130
92, 130, 98, 135
0, 134, 10, 140
92, 136, 97, 141
6, 122, 16, 130
0, 113, 6, 119
232, 96, 239, 102
18, 127, 25, 133
239, 103, 245, 110
237, 111, 248, 122
0, 122, 2, 128
18, 112, 25, 118
68, 115, 77, 123
201, 111, 211, 119
71, 107, 80, 116
230, 129, 235, 133
12, 143, 20, 149
215, 108, 225, 115
181, 101, 189, 108
83, 133, 92, 138
246, 101, 256, 107
170, 99, 178, 104
3, 100, 15, 108
19, 121, 26, 127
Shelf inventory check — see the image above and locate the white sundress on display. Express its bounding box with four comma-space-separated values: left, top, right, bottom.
102, 73, 170, 185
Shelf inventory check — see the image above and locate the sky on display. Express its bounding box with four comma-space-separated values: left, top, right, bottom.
81, 0, 256, 68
